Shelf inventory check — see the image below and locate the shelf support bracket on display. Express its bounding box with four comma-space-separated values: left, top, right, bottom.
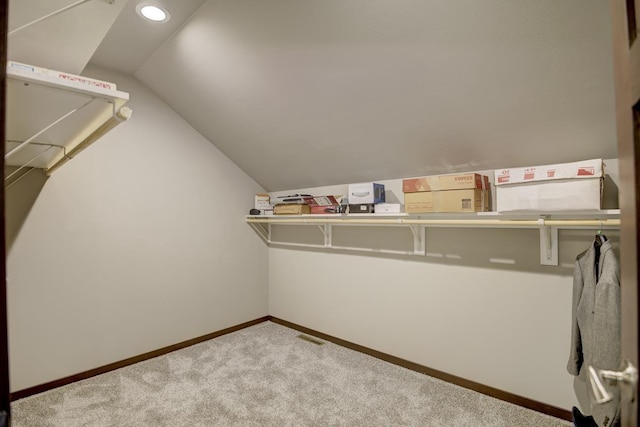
409, 225, 426, 256
317, 224, 332, 248
5, 98, 94, 161
248, 222, 271, 243
5, 145, 56, 187
538, 219, 559, 266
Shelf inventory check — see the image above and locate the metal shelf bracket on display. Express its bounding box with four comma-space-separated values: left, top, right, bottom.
248, 222, 271, 244
538, 219, 559, 266
317, 224, 332, 248
409, 225, 426, 255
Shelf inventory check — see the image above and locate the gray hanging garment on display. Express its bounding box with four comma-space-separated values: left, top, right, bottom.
567, 240, 621, 427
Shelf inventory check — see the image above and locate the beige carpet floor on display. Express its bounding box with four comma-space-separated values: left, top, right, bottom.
11, 321, 572, 426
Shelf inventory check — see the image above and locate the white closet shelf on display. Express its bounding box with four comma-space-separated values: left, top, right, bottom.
4, 61, 132, 183
246, 210, 621, 265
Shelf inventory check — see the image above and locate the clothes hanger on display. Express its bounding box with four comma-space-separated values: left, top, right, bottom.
595, 222, 607, 246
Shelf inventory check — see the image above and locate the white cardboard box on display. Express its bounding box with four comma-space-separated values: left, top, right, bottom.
494, 158, 603, 211
374, 203, 402, 213
348, 183, 385, 204
255, 194, 271, 209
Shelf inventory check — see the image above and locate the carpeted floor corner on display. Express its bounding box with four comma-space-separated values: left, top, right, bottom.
11, 321, 572, 426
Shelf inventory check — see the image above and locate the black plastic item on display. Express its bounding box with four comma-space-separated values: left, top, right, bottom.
572, 407, 598, 427
349, 203, 375, 213
249, 209, 261, 215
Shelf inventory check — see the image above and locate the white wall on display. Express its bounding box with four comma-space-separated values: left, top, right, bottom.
5, 58, 617, 413
267, 168, 620, 411
6, 65, 269, 392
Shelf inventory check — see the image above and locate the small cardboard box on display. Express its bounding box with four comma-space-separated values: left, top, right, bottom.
374, 203, 403, 213
274, 204, 311, 215
255, 193, 271, 208
349, 203, 375, 213
307, 196, 340, 214
403, 173, 489, 193
494, 158, 603, 211
255, 193, 272, 214
348, 183, 385, 204
404, 189, 489, 213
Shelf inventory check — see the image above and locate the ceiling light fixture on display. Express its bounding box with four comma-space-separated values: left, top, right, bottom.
136, 3, 170, 23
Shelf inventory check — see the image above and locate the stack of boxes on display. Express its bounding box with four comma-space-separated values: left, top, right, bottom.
402, 173, 491, 213
266, 194, 342, 215
347, 183, 385, 213
272, 194, 313, 215
254, 194, 274, 215
253, 158, 607, 216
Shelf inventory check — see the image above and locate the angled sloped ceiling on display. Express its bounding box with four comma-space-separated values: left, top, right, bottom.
90, 0, 207, 75
8, 0, 128, 74
135, 0, 616, 191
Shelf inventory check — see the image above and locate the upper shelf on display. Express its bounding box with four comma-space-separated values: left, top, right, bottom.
246, 209, 621, 229
246, 210, 621, 264
4, 61, 132, 183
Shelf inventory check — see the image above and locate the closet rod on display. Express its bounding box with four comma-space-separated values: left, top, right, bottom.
245, 217, 621, 228
45, 105, 132, 176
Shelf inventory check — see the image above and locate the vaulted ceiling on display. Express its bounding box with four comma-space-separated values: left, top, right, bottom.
7, 0, 617, 191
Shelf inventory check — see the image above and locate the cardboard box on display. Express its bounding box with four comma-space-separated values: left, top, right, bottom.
255, 193, 272, 214
374, 203, 403, 213
349, 203, 375, 213
403, 173, 489, 193
404, 189, 490, 213
275, 194, 313, 204
307, 195, 340, 214
494, 159, 603, 211
274, 204, 310, 215
348, 183, 385, 204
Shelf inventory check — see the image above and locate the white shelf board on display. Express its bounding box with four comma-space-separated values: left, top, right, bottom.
246, 210, 620, 264
246, 209, 621, 225
5, 61, 131, 174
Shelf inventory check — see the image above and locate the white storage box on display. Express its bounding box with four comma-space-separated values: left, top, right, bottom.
374, 203, 402, 213
255, 193, 271, 209
348, 183, 385, 204
254, 193, 273, 215
494, 158, 603, 212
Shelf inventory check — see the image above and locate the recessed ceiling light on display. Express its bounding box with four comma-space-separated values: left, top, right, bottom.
136, 3, 170, 23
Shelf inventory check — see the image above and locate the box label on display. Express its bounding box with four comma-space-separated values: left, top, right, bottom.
497, 170, 510, 184
577, 167, 595, 176
494, 159, 603, 185
524, 168, 535, 180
